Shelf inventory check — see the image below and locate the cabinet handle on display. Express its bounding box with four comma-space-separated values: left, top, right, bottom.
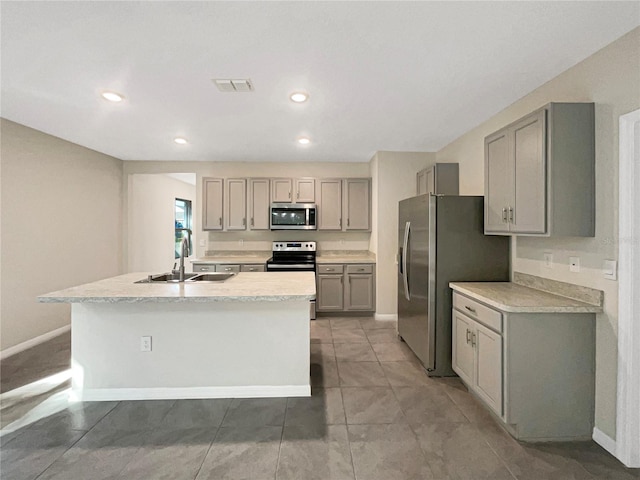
326, 268, 334, 272
347, 218, 350, 227
357, 268, 364, 272
502, 207, 508, 223
508, 207, 514, 223
225, 267, 232, 271
297, 191, 300, 200
201, 267, 210, 271
339, 218, 342, 227
249, 268, 256, 271
464, 305, 476, 314
471, 332, 477, 347
288, 191, 291, 199
466, 329, 471, 344
219, 217, 222, 226
251, 218, 254, 227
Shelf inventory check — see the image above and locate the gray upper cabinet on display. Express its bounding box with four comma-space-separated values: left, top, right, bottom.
317, 179, 343, 230
294, 178, 315, 203
416, 163, 459, 196
225, 178, 247, 230
484, 103, 595, 236
248, 178, 270, 230
344, 178, 371, 231
271, 178, 293, 203
202, 177, 223, 231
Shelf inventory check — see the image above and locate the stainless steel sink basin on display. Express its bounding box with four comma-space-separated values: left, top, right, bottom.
188, 273, 235, 282
135, 272, 235, 283
134, 272, 200, 283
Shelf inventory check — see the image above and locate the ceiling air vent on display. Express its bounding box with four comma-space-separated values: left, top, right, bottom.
213, 79, 253, 92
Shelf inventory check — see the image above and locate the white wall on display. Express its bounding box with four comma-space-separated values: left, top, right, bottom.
128, 174, 196, 272
435, 28, 640, 439
123, 161, 372, 257
370, 151, 435, 316
0, 119, 123, 351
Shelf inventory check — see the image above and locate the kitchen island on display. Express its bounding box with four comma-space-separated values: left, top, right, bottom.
38, 272, 315, 401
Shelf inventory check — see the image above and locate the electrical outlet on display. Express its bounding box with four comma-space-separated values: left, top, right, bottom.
239, 239, 244, 247
569, 257, 580, 273
140, 336, 152, 352
543, 253, 553, 268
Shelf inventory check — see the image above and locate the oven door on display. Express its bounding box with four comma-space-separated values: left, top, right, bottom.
270, 204, 317, 230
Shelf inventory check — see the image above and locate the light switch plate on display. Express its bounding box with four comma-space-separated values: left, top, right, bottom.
569, 256, 580, 273
603, 260, 617, 280
543, 253, 553, 268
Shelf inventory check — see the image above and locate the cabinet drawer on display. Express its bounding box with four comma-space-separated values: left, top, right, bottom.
193, 264, 215, 272
346, 264, 373, 274
453, 293, 502, 333
240, 264, 265, 272
317, 264, 344, 274
215, 264, 241, 273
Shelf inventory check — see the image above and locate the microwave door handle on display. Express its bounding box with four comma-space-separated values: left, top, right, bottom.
402, 221, 410, 301
306, 208, 309, 226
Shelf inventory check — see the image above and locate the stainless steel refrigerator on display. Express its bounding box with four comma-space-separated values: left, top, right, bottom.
398, 194, 510, 376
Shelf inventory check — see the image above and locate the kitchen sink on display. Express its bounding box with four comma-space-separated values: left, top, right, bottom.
134, 272, 234, 283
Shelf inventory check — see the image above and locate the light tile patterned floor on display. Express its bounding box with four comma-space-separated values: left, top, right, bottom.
1, 317, 638, 480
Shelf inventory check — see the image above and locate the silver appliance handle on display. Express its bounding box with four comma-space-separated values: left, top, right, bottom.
402, 221, 410, 301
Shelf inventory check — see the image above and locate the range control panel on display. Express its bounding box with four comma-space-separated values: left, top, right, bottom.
272, 241, 316, 252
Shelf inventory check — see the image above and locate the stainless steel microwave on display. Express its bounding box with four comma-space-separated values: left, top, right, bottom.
270, 203, 317, 230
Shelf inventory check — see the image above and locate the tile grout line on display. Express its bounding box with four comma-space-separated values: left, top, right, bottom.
192, 426, 220, 480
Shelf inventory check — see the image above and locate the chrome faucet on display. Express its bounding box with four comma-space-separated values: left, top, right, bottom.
173, 235, 190, 282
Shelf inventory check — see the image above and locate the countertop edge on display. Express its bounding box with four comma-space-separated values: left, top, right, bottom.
449, 283, 603, 314
38, 294, 316, 304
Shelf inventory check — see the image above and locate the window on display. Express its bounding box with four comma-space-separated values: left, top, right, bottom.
175, 198, 193, 258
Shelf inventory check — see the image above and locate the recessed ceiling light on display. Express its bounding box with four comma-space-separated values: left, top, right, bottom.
101, 91, 124, 102
297, 137, 311, 145
290, 92, 309, 103
174, 137, 188, 145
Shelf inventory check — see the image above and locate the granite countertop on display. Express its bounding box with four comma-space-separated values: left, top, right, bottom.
449, 282, 603, 313
190, 252, 271, 264
316, 251, 376, 264
38, 272, 316, 304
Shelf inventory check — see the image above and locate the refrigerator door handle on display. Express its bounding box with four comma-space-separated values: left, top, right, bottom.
402, 221, 411, 301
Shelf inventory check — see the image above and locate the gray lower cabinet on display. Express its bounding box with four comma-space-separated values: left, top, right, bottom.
240, 264, 265, 272
192, 263, 215, 272
452, 292, 595, 441
316, 264, 375, 313
192, 263, 251, 273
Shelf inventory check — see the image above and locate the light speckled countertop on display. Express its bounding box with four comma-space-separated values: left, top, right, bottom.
449, 282, 603, 313
316, 252, 376, 264
190, 253, 271, 264
38, 272, 316, 303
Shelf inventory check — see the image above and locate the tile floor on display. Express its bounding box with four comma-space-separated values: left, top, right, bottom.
1, 317, 638, 480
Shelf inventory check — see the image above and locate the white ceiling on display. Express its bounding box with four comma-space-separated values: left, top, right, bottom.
1, 2, 638, 163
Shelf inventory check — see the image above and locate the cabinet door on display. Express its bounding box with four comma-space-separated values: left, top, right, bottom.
474, 321, 503, 416
317, 179, 343, 230
295, 178, 315, 203
271, 178, 292, 203
317, 275, 344, 311
511, 110, 546, 234
345, 274, 374, 310
344, 179, 370, 230
416, 169, 427, 195
452, 311, 475, 386
425, 167, 435, 195
248, 179, 270, 230
202, 178, 223, 231
193, 263, 214, 272
225, 178, 246, 230
484, 130, 513, 234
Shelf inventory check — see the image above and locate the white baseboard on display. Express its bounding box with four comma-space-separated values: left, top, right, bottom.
75, 384, 311, 401
374, 313, 398, 321
0, 325, 70, 361
593, 427, 617, 457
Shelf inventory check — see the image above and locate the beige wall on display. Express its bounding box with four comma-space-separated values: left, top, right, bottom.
435, 28, 640, 439
128, 174, 196, 273
123, 161, 372, 259
370, 151, 435, 316
0, 119, 123, 351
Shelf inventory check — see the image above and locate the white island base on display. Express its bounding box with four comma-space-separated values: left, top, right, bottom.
71, 300, 310, 401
